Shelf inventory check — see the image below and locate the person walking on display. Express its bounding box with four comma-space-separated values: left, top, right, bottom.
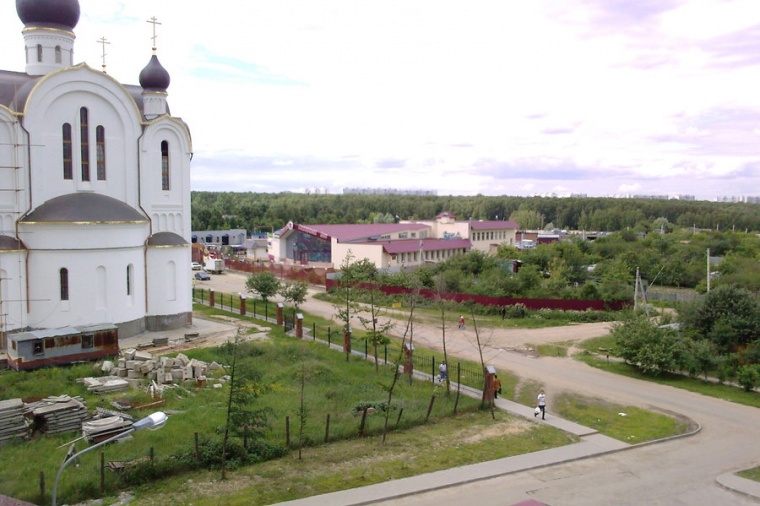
438, 361, 447, 383
458, 315, 465, 329
492, 374, 502, 399
535, 389, 547, 420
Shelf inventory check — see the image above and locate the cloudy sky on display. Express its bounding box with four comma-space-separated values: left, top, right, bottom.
2, 0, 760, 200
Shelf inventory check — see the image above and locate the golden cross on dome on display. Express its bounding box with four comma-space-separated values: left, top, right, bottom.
147, 16, 162, 52
97, 36, 110, 73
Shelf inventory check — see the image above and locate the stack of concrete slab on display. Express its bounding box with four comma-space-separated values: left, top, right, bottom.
82, 415, 133, 443
26, 395, 88, 435
80, 376, 130, 393
0, 398, 31, 445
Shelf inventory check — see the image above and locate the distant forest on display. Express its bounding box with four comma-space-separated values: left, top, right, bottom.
191, 192, 760, 234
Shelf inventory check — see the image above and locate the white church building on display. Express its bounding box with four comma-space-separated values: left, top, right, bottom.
0, 0, 192, 340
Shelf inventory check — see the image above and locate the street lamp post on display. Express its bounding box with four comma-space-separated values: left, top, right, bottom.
52, 411, 168, 506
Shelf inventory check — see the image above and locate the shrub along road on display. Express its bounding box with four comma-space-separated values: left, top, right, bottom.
207, 271, 760, 505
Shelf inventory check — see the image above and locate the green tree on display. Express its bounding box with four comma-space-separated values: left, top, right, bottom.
245, 271, 281, 304
280, 281, 308, 310
611, 315, 685, 375
509, 205, 544, 229
680, 284, 760, 354
221, 331, 270, 479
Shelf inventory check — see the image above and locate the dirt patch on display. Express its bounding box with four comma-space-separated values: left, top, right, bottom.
457, 418, 533, 444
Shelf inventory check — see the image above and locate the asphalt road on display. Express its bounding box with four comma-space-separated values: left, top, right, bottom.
205, 270, 760, 506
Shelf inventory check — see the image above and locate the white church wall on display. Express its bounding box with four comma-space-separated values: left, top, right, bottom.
139, 120, 192, 240
25, 247, 146, 330
0, 110, 27, 218
21, 66, 143, 210
20, 222, 148, 251
145, 245, 192, 329
0, 257, 28, 332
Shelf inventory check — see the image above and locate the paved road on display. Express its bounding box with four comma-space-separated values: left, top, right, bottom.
206, 271, 760, 505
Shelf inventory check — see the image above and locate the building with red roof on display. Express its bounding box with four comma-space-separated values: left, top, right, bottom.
270, 213, 519, 269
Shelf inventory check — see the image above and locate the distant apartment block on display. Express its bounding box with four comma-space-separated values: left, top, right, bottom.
342, 188, 438, 196
715, 196, 760, 204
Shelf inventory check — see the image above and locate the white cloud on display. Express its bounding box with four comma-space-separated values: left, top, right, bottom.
1, 0, 759, 199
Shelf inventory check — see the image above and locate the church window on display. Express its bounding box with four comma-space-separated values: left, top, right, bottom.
60, 268, 69, 301
126, 265, 133, 295
96, 126, 106, 180
161, 141, 170, 190
80, 108, 90, 181
62, 123, 73, 179
36, 44, 42, 62
55, 46, 61, 64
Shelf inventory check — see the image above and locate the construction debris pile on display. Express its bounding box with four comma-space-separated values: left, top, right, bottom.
0, 349, 226, 446
0, 398, 30, 444
25, 395, 88, 435
100, 349, 223, 386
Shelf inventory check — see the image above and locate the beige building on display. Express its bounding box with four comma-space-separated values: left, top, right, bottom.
269, 213, 518, 270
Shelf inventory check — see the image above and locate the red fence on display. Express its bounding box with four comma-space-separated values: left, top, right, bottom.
325, 278, 628, 311
226, 259, 335, 286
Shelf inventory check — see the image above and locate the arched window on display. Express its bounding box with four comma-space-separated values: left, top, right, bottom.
55, 46, 61, 63
126, 265, 133, 295
62, 123, 72, 179
60, 268, 69, 301
161, 141, 170, 190
80, 108, 90, 181
36, 44, 42, 62
96, 126, 106, 180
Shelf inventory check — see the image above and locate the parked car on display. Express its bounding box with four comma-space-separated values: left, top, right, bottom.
194, 271, 211, 281
191, 262, 202, 270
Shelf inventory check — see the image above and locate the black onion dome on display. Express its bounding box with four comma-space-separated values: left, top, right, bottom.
16, 0, 80, 31
139, 55, 171, 91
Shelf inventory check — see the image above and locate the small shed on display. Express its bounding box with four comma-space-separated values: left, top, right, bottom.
6, 323, 118, 371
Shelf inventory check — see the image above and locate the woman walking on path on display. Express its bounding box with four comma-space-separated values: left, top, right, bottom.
535, 389, 547, 420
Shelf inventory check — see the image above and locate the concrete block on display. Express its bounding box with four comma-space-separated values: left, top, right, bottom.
133, 350, 153, 362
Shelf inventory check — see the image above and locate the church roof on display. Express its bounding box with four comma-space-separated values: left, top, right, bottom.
0, 235, 26, 251
139, 55, 171, 92
0, 70, 40, 111
147, 232, 189, 246
21, 193, 147, 224
16, 0, 80, 31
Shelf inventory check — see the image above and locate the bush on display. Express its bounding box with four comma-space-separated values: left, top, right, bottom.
736, 365, 760, 392
351, 400, 391, 416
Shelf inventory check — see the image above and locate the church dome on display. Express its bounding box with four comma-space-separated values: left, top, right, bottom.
16, 0, 80, 31
139, 55, 171, 92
